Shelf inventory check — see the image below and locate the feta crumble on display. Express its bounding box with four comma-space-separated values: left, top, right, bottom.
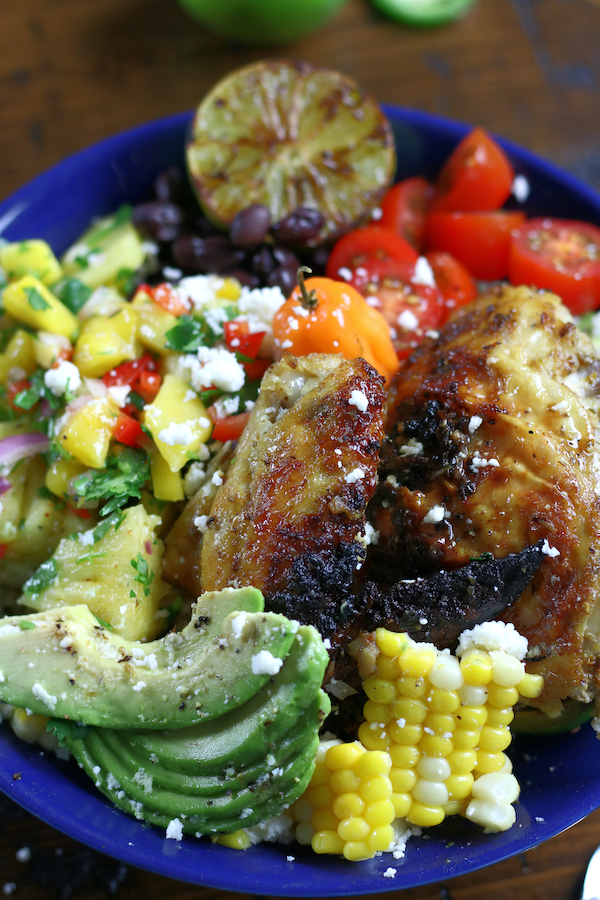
456, 621, 528, 660
158, 422, 195, 447
412, 256, 436, 287
541, 539, 560, 558
345, 467, 365, 484
348, 389, 369, 412
43, 359, 81, 397
251, 650, 283, 675
423, 505, 446, 524
165, 818, 184, 841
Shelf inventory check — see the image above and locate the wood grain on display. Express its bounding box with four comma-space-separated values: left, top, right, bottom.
2, 0, 600, 897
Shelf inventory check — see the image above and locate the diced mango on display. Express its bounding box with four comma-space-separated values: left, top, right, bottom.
45, 457, 89, 499
216, 277, 243, 302
73, 308, 140, 377
150, 452, 184, 501
0, 240, 63, 286
0, 329, 37, 384
61, 214, 145, 290
2, 275, 79, 339
131, 289, 178, 355
33, 332, 72, 370
143, 374, 212, 473
57, 398, 116, 468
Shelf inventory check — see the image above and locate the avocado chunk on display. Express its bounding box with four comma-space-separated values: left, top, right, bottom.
55, 625, 330, 835
0, 587, 298, 729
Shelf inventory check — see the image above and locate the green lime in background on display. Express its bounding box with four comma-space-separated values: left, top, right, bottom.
371, 0, 476, 27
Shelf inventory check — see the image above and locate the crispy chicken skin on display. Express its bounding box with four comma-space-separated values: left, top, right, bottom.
367, 285, 600, 714
200, 353, 386, 597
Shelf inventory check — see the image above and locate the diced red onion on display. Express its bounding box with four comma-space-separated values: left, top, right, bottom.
145, 541, 153, 556
0, 475, 12, 495
0, 433, 50, 469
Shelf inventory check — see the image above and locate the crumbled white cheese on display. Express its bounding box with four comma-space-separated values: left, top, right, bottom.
165, 818, 184, 841
423, 505, 446, 524
107, 384, 131, 408
231, 613, 248, 639
16, 847, 31, 863
348, 389, 369, 412
158, 422, 195, 447
132, 681, 146, 692
399, 438, 424, 456
251, 650, 283, 675
541, 539, 560, 558
237, 285, 286, 335
345, 467, 365, 484
244, 814, 295, 845
397, 309, 420, 331
383, 868, 396, 879
32, 683, 57, 712
194, 515, 209, 533
77, 530, 95, 546
412, 256, 436, 287
211, 470, 224, 487
468, 415, 483, 434
457, 621, 528, 660
364, 522, 380, 546
184, 459, 208, 496
43, 359, 81, 396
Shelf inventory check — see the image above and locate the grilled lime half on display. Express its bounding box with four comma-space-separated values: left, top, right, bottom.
186, 60, 396, 245
512, 699, 593, 735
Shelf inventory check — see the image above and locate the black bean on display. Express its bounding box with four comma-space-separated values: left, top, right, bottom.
251, 245, 277, 276
224, 269, 261, 289
272, 247, 299, 270
171, 234, 244, 274
306, 246, 329, 274
266, 266, 297, 295
271, 207, 325, 246
131, 202, 184, 242
230, 204, 272, 248
154, 166, 186, 204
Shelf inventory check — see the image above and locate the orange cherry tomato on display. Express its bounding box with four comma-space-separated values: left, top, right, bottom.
378, 177, 432, 250
508, 218, 600, 315
425, 210, 526, 280
429, 127, 514, 213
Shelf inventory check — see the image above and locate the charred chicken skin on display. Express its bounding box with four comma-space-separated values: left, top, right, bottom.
368, 286, 600, 715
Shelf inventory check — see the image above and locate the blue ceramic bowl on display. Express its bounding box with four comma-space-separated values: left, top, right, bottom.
1, 107, 600, 895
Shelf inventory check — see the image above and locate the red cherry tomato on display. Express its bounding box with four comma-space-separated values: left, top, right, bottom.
102, 356, 155, 388
208, 411, 251, 442
425, 251, 478, 320
113, 412, 144, 447
425, 210, 526, 281
223, 320, 266, 360
508, 218, 600, 315
349, 257, 444, 359
378, 177, 432, 250
326, 226, 419, 281
144, 283, 190, 318
430, 127, 514, 213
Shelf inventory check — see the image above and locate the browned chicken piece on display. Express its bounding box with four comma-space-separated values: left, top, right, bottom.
367, 285, 600, 716
200, 353, 386, 611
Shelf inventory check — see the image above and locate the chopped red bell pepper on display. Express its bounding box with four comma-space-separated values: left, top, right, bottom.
144, 283, 190, 317
223, 320, 266, 359
209, 412, 251, 442
102, 356, 156, 388
113, 412, 144, 447
136, 371, 162, 403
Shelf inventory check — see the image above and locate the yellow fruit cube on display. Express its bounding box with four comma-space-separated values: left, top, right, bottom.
45, 457, 89, 499
0, 330, 37, 384
150, 452, 184, 501
131, 289, 178, 355
143, 374, 212, 473
57, 399, 116, 468
0, 240, 62, 286
73, 308, 140, 377
2, 275, 79, 339
61, 217, 145, 290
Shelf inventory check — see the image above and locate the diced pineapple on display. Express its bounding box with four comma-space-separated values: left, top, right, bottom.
0, 455, 92, 589
2, 275, 79, 339
45, 457, 88, 499
0, 329, 37, 384
57, 398, 116, 468
78, 286, 127, 320
61, 208, 145, 290
0, 240, 62, 286
150, 452, 184, 501
143, 374, 212, 473
19, 504, 170, 641
73, 308, 140, 377
33, 331, 72, 370
131, 289, 178, 355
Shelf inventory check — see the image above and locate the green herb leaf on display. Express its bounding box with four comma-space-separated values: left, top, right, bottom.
165, 315, 205, 352
70, 448, 150, 517
52, 277, 93, 314
47, 719, 91, 745
92, 613, 113, 630
23, 558, 59, 600
92, 511, 125, 543
23, 285, 51, 312
17, 620, 36, 631
130, 552, 154, 597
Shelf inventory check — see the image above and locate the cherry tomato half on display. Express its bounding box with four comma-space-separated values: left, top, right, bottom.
429, 127, 514, 213
326, 226, 418, 281
508, 218, 600, 315
378, 177, 432, 250
425, 251, 478, 319
223, 320, 266, 360
425, 210, 526, 281
208, 411, 250, 442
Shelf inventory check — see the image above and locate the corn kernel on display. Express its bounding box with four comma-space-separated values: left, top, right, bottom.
310, 762, 331, 786
424, 713, 456, 735
396, 675, 428, 699
375, 628, 408, 658
471, 772, 520, 804
293, 797, 313, 822
358, 722, 390, 751
296, 822, 315, 845
390, 768, 417, 792
363, 699, 393, 724
445, 773, 474, 800
458, 683, 488, 706
452, 728, 480, 751
429, 655, 464, 691
444, 800, 465, 817
474, 751, 505, 774
363, 676, 397, 706
456, 705, 488, 730
389, 721, 423, 745
412, 778, 449, 807
360, 777, 393, 803
486, 683, 519, 708
308, 785, 335, 809
407, 801, 445, 828
478, 726, 512, 753
447, 749, 477, 774
518, 672, 544, 699
376, 655, 399, 679
391, 697, 428, 724
419, 734, 453, 758
367, 825, 396, 852
490, 651, 525, 688
391, 792, 412, 818
326, 743, 363, 771
389, 744, 420, 769
364, 800, 395, 827
460, 648, 493, 685
399, 645, 437, 678
338, 816, 370, 842
416, 756, 451, 782
356, 750, 391, 779
343, 841, 371, 862
427, 688, 460, 714
485, 707, 514, 727
312, 830, 344, 855
11, 708, 49, 743
312, 809, 340, 832
330, 769, 361, 794
216, 830, 252, 850
333, 793, 365, 819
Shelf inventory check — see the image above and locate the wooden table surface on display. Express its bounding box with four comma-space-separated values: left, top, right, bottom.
3, 0, 600, 897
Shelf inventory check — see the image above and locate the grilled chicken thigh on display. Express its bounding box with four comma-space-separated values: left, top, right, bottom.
367, 285, 600, 715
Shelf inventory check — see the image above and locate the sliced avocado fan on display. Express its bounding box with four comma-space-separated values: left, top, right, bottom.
52, 626, 330, 835
0, 587, 302, 729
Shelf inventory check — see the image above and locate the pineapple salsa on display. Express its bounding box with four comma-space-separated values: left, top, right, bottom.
0, 204, 544, 860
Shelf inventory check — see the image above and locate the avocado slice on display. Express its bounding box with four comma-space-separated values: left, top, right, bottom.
54, 625, 330, 835
0, 587, 298, 729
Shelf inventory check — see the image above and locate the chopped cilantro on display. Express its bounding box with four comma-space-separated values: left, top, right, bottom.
52, 277, 92, 314
470, 552, 494, 563
165, 315, 205, 352
130, 589, 136, 598
199, 388, 222, 405
92, 511, 125, 543
48, 719, 91, 745
165, 595, 183, 629
17, 620, 36, 631
76, 551, 107, 565
114, 268, 134, 296
23, 285, 51, 312
70, 448, 150, 517
23, 558, 59, 599
12, 367, 61, 412
0, 325, 18, 353
130, 552, 154, 597
92, 613, 113, 630
74, 254, 90, 270
127, 391, 145, 411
